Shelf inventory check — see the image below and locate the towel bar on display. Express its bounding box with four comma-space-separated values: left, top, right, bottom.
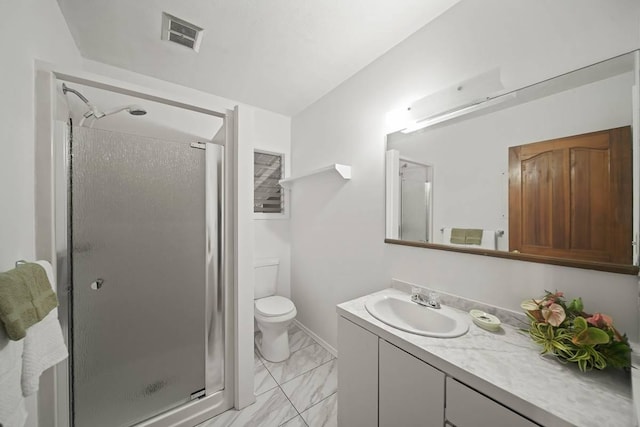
15, 259, 28, 267
439, 228, 504, 237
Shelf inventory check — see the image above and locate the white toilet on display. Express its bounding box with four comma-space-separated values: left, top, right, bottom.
254, 258, 297, 362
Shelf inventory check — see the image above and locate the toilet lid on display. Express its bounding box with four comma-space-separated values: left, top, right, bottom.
255, 296, 295, 317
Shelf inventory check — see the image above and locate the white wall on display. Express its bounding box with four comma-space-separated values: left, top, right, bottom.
0, 2, 82, 426
0, 1, 81, 270
291, 0, 640, 350
253, 111, 292, 299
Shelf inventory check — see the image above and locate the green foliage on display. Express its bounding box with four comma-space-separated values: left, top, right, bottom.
567, 297, 583, 313
523, 291, 631, 372
571, 316, 609, 346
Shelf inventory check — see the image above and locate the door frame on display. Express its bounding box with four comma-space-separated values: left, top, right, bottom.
35, 62, 237, 427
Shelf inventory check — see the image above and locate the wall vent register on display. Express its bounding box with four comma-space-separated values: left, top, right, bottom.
161, 12, 204, 51
254, 151, 284, 214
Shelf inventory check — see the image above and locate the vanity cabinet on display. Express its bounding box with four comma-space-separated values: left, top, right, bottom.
446, 377, 538, 427
337, 316, 379, 427
379, 339, 445, 427
338, 316, 540, 427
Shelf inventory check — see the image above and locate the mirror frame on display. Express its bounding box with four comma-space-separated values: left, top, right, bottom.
385, 51, 640, 276
385, 239, 639, 275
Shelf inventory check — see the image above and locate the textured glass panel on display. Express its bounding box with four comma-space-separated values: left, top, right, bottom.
71, 127, 206, 427
401, 179, 428, 242
400, 164, 430, 242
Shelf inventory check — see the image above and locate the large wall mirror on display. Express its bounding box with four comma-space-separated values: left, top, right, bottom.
385, 50, 639, 275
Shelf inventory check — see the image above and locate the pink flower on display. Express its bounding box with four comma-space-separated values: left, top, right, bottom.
586, 313, 613, 328
544, 291, 564, 304
542, 303, 566, 327
541, 299, 553, 307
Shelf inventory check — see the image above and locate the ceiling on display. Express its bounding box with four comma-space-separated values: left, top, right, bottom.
57, 0, 461, 116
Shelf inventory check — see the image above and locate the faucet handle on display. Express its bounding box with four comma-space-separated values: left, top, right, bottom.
411, 287, 427, 306
427, 292, 441, 308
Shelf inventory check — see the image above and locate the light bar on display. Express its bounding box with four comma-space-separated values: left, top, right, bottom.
401, 92, 516, 134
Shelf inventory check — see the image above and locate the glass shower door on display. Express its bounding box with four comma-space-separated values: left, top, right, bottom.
398, 161, 433, 243
71, 127, 207, 427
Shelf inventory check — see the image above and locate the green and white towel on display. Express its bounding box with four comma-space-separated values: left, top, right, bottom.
0, 263, 58, 341
449, 228, 484, 245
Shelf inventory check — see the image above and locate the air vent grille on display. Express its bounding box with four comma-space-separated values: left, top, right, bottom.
162, 13, 203, 52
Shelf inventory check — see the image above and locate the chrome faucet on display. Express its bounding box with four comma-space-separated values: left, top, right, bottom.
411, 288, 441, 309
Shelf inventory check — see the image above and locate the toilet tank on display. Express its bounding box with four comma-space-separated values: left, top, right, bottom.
254, 258, 279, 299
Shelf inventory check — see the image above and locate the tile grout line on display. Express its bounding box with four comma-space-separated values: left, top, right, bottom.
278, 381, 308, 427
258, 328, 333, 426
255, 368, 279, 397
279, 359, 338, 416
255, 348, 307, 426
263, 353, 335, 389
255, 335, 307, 426
298, 391, 337, 423
278, 358, 336, 389
254, 348, 281, 397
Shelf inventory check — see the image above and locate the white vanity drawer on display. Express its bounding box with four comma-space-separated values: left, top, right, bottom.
446, 377, 539, 427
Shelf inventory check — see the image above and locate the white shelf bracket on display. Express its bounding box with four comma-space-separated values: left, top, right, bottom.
279, 163, 351, 188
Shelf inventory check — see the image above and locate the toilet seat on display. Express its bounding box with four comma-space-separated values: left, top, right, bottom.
255, 296, 295, 317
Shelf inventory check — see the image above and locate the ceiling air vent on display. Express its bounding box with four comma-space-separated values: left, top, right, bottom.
161, 13, 203, 52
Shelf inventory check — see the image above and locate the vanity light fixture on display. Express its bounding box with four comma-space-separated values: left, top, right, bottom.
401, 92, 517, 134
392, 68, 508, 134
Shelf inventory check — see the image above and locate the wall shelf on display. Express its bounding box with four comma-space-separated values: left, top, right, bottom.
279, 164, 351, 188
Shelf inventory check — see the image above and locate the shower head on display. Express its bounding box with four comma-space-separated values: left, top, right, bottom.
102, 104, 147, 118
127, 105, 147, 116
63, 83, 148, 126
79, 104, 148, 127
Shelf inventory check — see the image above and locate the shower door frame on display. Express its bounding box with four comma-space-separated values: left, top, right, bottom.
38, 66, 237, 427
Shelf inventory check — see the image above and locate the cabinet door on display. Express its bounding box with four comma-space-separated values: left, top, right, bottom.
446, 377, 538, 427
379, 339, 445, 427
337, 316, 379, 427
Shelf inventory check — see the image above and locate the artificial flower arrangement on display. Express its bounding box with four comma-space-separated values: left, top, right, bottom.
521, 291, 631, 372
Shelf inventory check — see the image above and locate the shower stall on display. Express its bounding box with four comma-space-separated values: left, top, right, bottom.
399, 160, 433, 243
53, 82, 234, 426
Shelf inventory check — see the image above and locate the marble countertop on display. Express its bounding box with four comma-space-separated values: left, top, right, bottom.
337, 288, 633, 427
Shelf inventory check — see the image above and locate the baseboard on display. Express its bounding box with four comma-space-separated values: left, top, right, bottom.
293, 319, 338, 358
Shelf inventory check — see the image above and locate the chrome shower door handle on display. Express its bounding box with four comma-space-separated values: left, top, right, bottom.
90, 278, 104, 290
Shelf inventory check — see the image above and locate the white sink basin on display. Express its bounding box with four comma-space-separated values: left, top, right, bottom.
365, 294, 469, 338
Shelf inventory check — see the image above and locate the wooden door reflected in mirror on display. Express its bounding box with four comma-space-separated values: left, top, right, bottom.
509, 126, 632, 264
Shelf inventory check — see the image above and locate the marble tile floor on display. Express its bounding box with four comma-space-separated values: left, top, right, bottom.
198, 323, 337, 427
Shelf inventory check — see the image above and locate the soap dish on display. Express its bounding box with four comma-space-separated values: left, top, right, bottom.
469, 309, 501, 332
